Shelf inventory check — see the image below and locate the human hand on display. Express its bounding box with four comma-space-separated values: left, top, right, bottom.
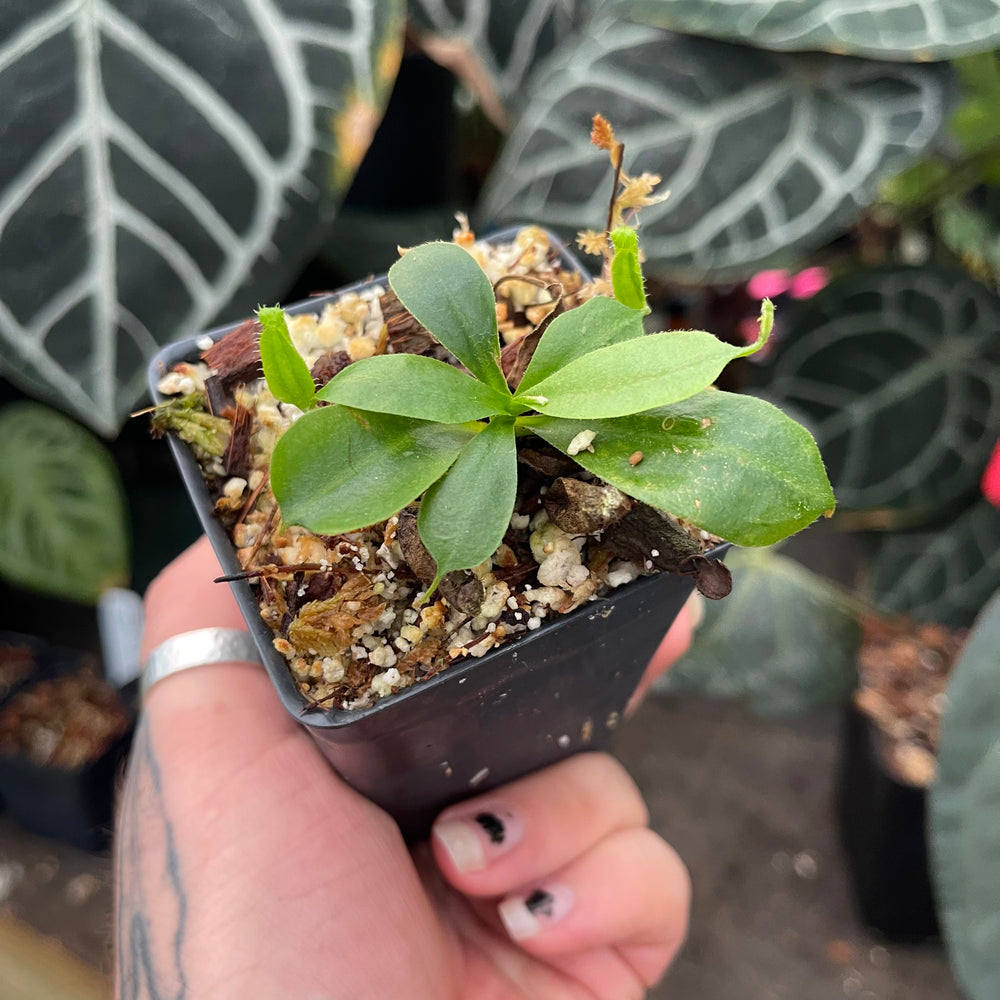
116, 536, 694, 1000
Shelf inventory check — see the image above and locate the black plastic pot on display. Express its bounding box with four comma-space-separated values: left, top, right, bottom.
836, 699, 939, 942
0, 637, 135, 850
148, 231, 722, 838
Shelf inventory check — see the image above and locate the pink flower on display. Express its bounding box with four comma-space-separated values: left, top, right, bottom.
747, 269, 791, 299
789, 266, 829, 299
983, 441, 1000, 508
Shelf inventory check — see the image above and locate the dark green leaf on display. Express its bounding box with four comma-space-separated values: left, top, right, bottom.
868, 501, 1000, 627
757, 266, 1000, 517
610, 227, 648, 312
484, 22, 950, 282
257, 306, 316, 411
0, 0, 404, 434
418, 415, 518, 591
930, 592, 1000, 1000
408, 0, 587, 106
521, 325, 767, 419
518, 295, 645, 393
657, 547, 860, 717
623, 0, 1000, 59
317, 354, 512, 421
388, 242, 509, 395
271, 406, 478, 535
0, 402, 129, 603
523, 390, 835, 546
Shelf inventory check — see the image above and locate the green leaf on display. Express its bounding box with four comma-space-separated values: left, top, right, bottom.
388, 242, 509, 395
257, 307, 316, 411
483, 21, 951, 282
879, 158, 951, 208
0, 0, 404, 434
317, 353, 511, 422
930, 592, 1000, 1000
609, 227, 648, 312
271, 406, 478, 535
519, 323, 768, 419
0, 402, 129, 603
936, 198, 1000, 276
523, 390, 835, 546
518, 295, 645, 393
868, 501, 1000, 627
623, 0, 1000, 60
756, 266, 1000, 517
657, 547, 860, 717
417, 415, 518, 592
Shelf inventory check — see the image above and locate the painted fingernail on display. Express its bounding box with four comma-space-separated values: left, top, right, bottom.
433, 809, 523, 874
498, 885, 574, 941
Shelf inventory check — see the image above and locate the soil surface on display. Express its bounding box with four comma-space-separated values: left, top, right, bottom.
0, 696, 961, 999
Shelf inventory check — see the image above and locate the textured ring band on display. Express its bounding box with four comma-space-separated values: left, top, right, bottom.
142, 627, 263, 699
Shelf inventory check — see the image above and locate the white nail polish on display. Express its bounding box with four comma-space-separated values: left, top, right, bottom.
498, 886, 573, 941
433, 820, 486, 873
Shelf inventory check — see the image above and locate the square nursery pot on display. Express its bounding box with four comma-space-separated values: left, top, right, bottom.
149, 229, 726, 839
836, 699, 939, 942
0, 634, 135, 851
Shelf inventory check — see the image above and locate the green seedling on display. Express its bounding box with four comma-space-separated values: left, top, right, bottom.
262, 230, 833, 601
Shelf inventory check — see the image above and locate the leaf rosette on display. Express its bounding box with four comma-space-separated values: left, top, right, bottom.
269, 236, 835, 598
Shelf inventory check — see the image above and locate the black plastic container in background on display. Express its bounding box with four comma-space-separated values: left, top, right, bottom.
0, 638, 135, 851
149, 230, 722, 839
836, 700, 940, 942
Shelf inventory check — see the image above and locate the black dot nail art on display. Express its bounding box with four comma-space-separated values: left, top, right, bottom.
475, 812, 506, 844
524, 889, 555, 918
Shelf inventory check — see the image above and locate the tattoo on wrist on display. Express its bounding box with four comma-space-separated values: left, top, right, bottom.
116, 717, 188, 1000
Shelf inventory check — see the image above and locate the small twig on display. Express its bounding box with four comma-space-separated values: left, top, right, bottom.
493, 274, 557, 297
244, 504, 278, 568
214, 561, 325, 583
605, 139, 625, 236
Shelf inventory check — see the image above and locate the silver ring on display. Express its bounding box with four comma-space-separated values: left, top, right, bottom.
142, 627, 263, 699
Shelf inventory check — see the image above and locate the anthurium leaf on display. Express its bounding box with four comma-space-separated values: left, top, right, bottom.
257, 307, 315, 411
418, 416, 518, 589
930, 591, 1000, 1000
521, 322, 768, 419
623, 0, 1000, 60
609, 227, 648, 312
868, 501, 1000, 627
388, 242, 509, 395
408, 0, 588, 107
757, 266, 1000, 517
522, 390, 835, 546
0, 402, 129, 603
656, 547, 860, 717
518, 295, 645, 393
0, 0, 404, 434
271, 406, 478, 535
483, 21, 950, 282
317, 353, 511, 422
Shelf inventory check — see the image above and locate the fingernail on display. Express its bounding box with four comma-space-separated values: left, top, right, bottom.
498, 885, 574, 941
433, 809, 523, 874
